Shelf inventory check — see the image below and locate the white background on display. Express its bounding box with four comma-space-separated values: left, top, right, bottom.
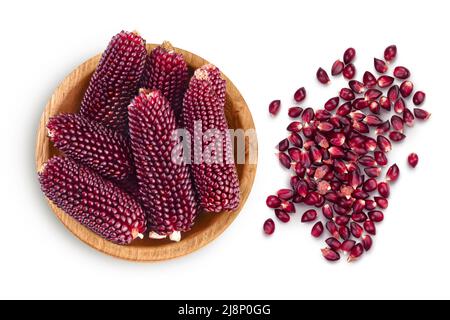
0, 0, 448, 300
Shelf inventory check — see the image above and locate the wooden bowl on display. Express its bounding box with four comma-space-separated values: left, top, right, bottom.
35, 44, 258, 262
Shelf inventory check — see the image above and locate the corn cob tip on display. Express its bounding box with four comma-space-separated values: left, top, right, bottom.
194, 68, 210, 81
138, 88, 161, 99
138, 87, 150, 95
195, 64, 223, 81
148, 231, 182, 242
132, 229, 144, 240
202, 63, 220, 72
37, 162, 47, 175
169, 231, 181, 242
161, 40, 175, 52
149, 231, 167, 240
46, 126, 54, 138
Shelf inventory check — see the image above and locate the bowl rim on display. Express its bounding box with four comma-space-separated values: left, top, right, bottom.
35, 44, 258, 262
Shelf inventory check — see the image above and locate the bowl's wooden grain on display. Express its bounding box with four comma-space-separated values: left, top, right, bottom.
35, 44, 258, 262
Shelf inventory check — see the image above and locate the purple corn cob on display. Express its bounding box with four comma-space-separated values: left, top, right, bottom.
128, 89, 198, 241
182, 65, 240, 213
80, 31, 147, 132
140, 41, 189, 123
47, 113, 133, 182
38, 156, 146, 245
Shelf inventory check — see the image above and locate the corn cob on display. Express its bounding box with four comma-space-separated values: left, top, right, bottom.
80, 31, 147, 132
182, 65, 240, 213
128, 89, 198, 241
47, 113, 133, 182
38, 156, 146, 245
